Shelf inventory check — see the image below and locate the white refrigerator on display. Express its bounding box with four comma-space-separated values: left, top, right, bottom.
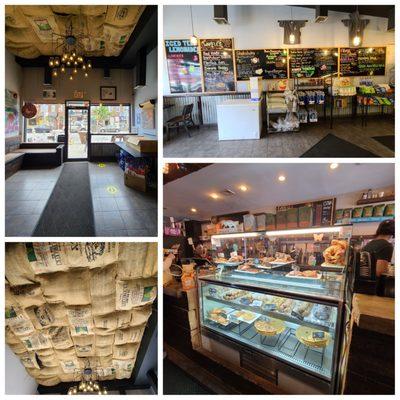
217, 99, 262, 140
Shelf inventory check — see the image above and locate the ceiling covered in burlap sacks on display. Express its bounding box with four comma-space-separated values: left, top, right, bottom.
5, 5, 145, 59
5, 242, 157, 387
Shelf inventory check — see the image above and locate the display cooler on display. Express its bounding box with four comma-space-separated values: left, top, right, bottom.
198, 226, 353, 394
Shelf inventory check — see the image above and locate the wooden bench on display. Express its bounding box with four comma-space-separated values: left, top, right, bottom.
5, 152, 25, 179
15, 143, 64, 168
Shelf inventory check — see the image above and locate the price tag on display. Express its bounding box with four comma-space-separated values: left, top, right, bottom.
230, 251, 238, 258
228, 313, 239, 324
218, 253, 225, 258
188, 237, 193, 245
251, 300, 263, 307
263, 303, 277, 311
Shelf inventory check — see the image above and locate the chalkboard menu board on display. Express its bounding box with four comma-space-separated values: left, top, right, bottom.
165, 39, 202, 93
277, 198, 336, 227
200, 38, 235, 92
289, 48, 338, 78
235, 49, 288, 80
340, 47, 386, 77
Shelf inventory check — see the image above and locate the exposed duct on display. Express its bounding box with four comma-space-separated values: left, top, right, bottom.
214, 5, 228, 25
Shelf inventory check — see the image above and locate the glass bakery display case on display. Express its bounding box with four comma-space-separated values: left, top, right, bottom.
201, 226, 353, 393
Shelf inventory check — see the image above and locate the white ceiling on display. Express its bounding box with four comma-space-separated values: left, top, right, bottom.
164, 163, 394, 220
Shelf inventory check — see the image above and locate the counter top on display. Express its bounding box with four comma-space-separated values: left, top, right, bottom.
352, 293, 394, 336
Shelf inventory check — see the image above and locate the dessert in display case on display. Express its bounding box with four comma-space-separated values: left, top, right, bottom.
199, 226, 353, 394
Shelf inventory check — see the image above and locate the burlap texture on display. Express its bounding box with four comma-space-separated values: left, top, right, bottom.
5, 242, 156, 386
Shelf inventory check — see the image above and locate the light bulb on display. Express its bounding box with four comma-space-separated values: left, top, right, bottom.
66, 61, 71, 66
289, 33, 296, 44
190, 35, 198, 46
87, 61, 92, 68
61, 65, 65, 72
84, 72, 88, 77
73, 68, 78, 74
353, 35, 361, 46
49, 58, 54, 67
82, 64, 86, 70
69, 75, 73, 81
52, 69, 58, 77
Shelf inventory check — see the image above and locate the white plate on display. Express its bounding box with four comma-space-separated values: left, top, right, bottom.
269, 260, 295, 266
285, 272, 322, 280
321, 262, 346, 268
234, 268, 260, 274
230, 310, 261, 324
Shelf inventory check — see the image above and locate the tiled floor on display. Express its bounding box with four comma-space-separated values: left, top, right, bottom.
164, 117, 394, 158
5, 167, 62, 236
5, 162, 157, 237
89, 162, 157, 237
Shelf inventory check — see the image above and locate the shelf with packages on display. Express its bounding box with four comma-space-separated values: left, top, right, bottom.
356, 84, 395, 127
266, 91, 300, 133
294, 77, 330, 125
201, 226, 352, 393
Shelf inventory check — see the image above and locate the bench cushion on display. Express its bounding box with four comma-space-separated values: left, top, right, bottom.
5, 152, 25, 163
14, 148, 57, 154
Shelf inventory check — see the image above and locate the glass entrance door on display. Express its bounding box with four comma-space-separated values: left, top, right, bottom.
66, 103, 89, 160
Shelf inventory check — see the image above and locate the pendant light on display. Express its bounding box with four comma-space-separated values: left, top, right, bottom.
189, 6, 198, 46
352, 6, 361, 46
289, 7, 296, 44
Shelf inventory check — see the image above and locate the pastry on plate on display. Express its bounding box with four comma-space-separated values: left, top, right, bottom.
296, 326, 330, 348
255, 318, 286, 336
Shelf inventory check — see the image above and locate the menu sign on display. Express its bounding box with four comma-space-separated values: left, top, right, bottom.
289, 48, 338, 78
277, 198, 336, 227
200, 38, 235, 92
165, 39, 202, 93
235, 49, 288, 80
340, 47, 386, 77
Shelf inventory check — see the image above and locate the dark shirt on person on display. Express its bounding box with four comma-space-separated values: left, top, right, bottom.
362, 239, 393, 264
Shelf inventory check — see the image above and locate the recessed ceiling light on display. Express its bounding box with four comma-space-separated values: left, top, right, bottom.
278, 175, 286, 182
210, 193, 219, 199
190, 208, 197, 213
330, 163, 339, 170
239, 185, 248, 192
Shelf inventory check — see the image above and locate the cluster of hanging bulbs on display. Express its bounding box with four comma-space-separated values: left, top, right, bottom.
67, 380, 107, 395
49, 51, 92, 80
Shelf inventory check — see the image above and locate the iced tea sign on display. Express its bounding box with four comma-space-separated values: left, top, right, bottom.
165, 39, 202, 93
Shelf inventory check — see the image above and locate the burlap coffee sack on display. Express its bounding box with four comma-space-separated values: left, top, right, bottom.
94, 311, 131, 332
20, 331, 51, 351
37, 349, 59, 368
5, 243, 36, 286
38, 269, 91, 305
19, 351, 40, 369
116, 278, 157, 310
5, 327, 26, 354
117, 243, 148, 279
112, 359, 135, 380
67, 305, 93, 336
60, 373, 80, 382
55, 346, 77, 361
8, 283, 46, 309
36, 374, 61, 387
90, 264, 117, 316
112, 343, 139, 360
130, 305, 152, 327
59, 359, 81, 374
94, 332, 115, 347
26, 243, 70, 274
114, 325, 145, 345
67, 242, 119, 269
96, 345, 113, 357
98, 355, 113, 367
6, 305, 35, 336
48, 326, 74, 349
35, 347, 54, 357
73, 334, 95, 357
26, 302, 68, 330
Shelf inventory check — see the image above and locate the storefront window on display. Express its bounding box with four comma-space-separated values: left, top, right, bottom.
24, 104, 65, 143
90, 104, 131, 143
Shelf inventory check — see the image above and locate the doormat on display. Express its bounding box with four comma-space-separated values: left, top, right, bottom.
372, 135, 395, 152
301, 134, 379, 158
33, 162, 95, 236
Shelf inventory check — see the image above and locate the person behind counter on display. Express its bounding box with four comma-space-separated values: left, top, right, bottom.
362, 219, 394, 278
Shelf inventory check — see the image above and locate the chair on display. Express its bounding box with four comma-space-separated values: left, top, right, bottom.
165, 103, 197, 141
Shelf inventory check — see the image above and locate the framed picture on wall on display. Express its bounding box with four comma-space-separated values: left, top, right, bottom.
43, 89, 56, 99
100, 86, 117, 100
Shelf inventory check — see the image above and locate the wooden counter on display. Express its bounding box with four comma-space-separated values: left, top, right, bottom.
343, 293, 394, 394
352, 293, 394, 336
